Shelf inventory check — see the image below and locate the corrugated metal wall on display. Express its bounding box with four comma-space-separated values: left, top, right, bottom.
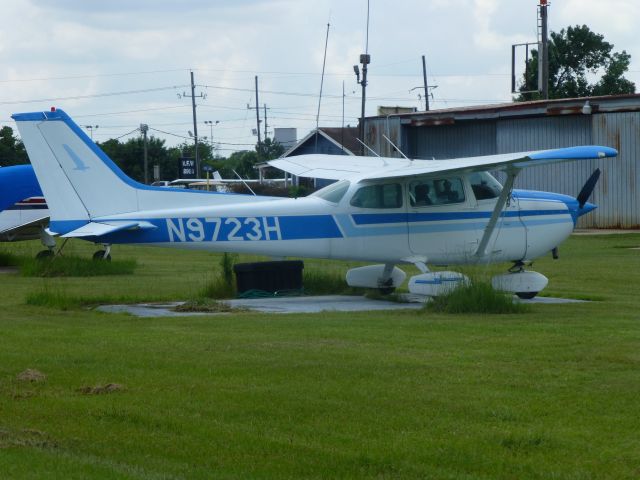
591, 112, 640, 227
496, 115, 599, 228
495, 113, 639, 228
366, 111, 639, 228
408, 122, 497, 159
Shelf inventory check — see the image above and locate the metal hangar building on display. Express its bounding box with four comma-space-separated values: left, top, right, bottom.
363, 94, 640, 228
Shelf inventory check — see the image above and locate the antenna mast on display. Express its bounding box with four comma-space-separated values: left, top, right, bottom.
315, 21, 331, 153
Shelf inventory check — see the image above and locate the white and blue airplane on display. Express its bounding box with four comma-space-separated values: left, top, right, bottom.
13, 108, 616, 298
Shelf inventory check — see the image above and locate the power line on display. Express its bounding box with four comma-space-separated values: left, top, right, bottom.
0, 85, 188, 105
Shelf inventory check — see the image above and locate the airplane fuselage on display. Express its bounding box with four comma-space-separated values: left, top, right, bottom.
67, 174, 584, 265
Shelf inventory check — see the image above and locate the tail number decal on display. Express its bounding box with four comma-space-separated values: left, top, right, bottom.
166, 217, 282, 243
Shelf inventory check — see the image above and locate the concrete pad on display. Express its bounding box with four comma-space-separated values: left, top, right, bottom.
225, 295, 424, 314
96, 294, 586, 317
573, 229, 640, 235
96, 303, 211, 317
516, 296, 586, 304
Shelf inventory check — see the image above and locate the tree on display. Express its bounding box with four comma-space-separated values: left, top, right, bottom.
99, 135, 177, 182
517, 25, 635, 101
0, 126, 29, 166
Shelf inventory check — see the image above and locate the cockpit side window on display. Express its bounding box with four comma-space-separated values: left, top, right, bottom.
468, 172, 502, 200
350, 183, 403, 209
409, 177, 465, 207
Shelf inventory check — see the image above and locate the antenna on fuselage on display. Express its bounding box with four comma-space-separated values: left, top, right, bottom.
232, 169, 256, 196
382, 134, 410, 161
356, 137, 380, 157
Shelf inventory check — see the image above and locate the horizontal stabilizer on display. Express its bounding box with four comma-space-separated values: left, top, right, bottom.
0, 216, 49, 240
60, 220, 157, 238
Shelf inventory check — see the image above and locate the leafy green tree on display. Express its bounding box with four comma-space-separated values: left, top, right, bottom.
0, 126, 29, 166
258, 137, 285, 161
517, 25, 635, 101
99, 135, 177, 183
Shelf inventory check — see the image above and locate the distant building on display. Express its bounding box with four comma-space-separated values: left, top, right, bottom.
363, 94, 640, 228
274, 128, 297, 150
281, 127, 360, 157
258, 127, 359, 188
377, 106, 418, 116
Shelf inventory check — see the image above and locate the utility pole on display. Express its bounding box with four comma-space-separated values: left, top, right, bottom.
355, 0, 371, 155
254, 76, 261, 161
204, 120, 219, 154
422, 55, 430, 111
263, 104, 268, 140
246, 77, 265, 160
140, 123, 149, 184
180, 70, 206, 177
538, 0, 549, 99
354, 55, 370, 155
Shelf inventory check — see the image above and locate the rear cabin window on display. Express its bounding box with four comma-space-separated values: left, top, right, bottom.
468, 172, 502, 200
350, 183, 403, 209
409, 177, 465, 206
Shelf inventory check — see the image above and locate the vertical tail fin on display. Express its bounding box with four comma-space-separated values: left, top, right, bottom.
12, 110, 139, 230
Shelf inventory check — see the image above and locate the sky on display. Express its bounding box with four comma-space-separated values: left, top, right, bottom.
1, 0, 639, 158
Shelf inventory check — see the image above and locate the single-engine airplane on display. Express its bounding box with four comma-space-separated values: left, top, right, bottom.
0, 164, 55, 256
13, 108, 617, 297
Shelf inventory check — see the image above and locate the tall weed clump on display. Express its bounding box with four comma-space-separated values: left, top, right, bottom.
199, 253, 238, 299
425, 278, 529, 314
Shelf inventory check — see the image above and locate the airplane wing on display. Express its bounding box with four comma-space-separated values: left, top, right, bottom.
268, 146, 617, 181
0, 215, 49, 241
268, 154, 411, 180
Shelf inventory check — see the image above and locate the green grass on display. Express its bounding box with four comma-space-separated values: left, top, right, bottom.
0, 250, 21, 267
0, 235, 639, 479
20, 255, 137, 277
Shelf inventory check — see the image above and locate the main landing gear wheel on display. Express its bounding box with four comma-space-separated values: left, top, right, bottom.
36, 249, 54, 260
92, 250, 112, 261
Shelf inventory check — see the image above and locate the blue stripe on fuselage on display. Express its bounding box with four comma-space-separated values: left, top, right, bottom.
50, 204, 574, 244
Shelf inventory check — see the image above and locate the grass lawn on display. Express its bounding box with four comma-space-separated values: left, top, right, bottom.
0, 234, 639, 479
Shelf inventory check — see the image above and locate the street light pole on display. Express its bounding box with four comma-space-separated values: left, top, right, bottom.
204, 120, 219, 154
140, 123, 149, 184
84, 125, 99, 140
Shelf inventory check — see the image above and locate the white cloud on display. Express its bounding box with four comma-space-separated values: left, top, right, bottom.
1, 0, 638, 149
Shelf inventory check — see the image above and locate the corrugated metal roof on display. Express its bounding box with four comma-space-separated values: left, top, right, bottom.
368, 94, 640, 123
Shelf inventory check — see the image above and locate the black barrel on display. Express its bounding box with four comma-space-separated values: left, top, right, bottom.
233, 260, 304, 294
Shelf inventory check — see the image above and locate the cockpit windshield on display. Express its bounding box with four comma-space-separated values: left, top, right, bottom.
310, 180, 350, 204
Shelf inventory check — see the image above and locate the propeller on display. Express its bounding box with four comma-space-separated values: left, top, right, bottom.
576, 168, 601, 208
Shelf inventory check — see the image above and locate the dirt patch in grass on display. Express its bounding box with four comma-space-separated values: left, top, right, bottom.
78, 383, 125, 395
16, 369, 46, 382
174, 298, 239, 313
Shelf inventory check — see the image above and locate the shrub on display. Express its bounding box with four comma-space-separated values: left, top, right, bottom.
425, 279, 529, 314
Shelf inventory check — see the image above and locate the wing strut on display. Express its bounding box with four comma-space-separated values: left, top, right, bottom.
475, 167, 520, 258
